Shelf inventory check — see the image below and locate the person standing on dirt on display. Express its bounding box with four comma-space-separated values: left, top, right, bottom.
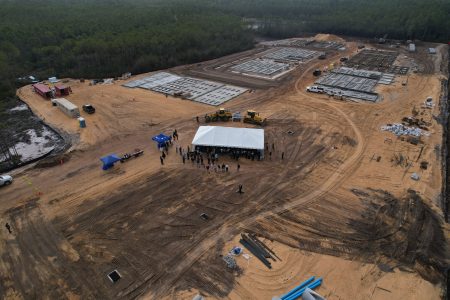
281, 152, 284, 160
237, 164, 240, 171
269, 151, 272, 160
5, 223, 12, 234
196, 116, 199, 123
182, 155, 185, 164
237, 184, 243, 194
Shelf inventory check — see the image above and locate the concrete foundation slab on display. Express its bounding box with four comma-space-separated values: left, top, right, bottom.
151, 77, 223, 99
231, 59, 290, 78
122, 72, 247, 106
263, 47, 319, 62
194, 85, 248, 106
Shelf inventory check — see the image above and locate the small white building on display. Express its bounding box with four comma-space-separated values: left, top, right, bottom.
52, 98, 80, 118
408, 43, 416, 52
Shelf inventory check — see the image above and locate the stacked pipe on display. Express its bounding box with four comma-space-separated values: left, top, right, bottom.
279, 276, 315, 299
239, 233, 275, 269
249, 233, 281, 261
281, 277, 323, 300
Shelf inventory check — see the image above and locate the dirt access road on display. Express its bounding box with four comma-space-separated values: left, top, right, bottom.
0, 34, 449, 299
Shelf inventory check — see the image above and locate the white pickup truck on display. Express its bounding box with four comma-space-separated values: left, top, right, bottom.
306, 85, 325, 94
0, 174, 13, 187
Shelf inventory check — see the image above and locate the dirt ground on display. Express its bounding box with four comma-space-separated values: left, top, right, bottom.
1, 34, 449, 299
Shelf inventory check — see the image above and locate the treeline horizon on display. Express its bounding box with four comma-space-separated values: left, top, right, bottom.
188, 0, 450, 42
0, 0, 449, 108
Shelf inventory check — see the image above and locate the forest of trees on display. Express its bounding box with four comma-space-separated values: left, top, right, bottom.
0, 0, 254, 104
197, 0, 450, 41
0, 0, 449, 107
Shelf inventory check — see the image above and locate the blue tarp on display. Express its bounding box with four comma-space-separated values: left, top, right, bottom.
152, 133, 171, 148
100, 154, 121, 170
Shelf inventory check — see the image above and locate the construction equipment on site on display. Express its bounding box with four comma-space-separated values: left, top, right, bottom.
205, 108, 232, 122
243, 110, 266, 126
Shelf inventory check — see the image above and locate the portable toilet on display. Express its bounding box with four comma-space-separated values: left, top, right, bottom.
78, 117, 86, 128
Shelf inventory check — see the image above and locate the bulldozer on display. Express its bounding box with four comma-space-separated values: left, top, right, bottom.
243, 110, 266, 126
204, 108, 232, 122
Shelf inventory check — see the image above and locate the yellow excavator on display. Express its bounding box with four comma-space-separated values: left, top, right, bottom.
243, 110, 266, 126
205, 108, 232, 122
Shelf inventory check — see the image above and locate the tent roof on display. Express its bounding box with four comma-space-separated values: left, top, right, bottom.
100, 154, 121, 165
152, 133, 171, 143
192, 126, 264, 150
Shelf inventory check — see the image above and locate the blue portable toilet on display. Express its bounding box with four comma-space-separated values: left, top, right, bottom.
78, 117, 86, 128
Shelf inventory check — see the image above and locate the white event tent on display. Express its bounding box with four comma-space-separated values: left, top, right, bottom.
192, 126, 264, 151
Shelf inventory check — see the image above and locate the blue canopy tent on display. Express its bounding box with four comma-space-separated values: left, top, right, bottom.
152, 133, 171, 148
100, 154, 121, 170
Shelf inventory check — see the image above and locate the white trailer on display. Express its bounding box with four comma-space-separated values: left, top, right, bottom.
52, 98, 80, 118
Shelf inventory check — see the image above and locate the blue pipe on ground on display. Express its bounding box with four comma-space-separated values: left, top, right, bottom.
284, 278, 323, 300
280, 276, 316, 299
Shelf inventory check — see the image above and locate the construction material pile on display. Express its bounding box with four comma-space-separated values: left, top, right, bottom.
222, 254, 237, 269
381, 123, 430, 137
239, 233, 278, 269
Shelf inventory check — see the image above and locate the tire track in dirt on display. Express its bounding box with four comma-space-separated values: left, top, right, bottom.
147, 56, 371, 298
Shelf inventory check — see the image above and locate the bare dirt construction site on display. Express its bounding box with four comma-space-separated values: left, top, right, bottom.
1, 34, 449, 299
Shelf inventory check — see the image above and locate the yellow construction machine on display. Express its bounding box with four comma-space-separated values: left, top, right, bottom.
243, 110, 266, 126
205, 108, 232, 122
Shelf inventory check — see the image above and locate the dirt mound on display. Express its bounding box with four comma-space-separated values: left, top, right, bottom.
313, 33, 345, 43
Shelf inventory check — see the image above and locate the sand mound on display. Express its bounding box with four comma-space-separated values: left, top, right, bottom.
314, 33, 345, 43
